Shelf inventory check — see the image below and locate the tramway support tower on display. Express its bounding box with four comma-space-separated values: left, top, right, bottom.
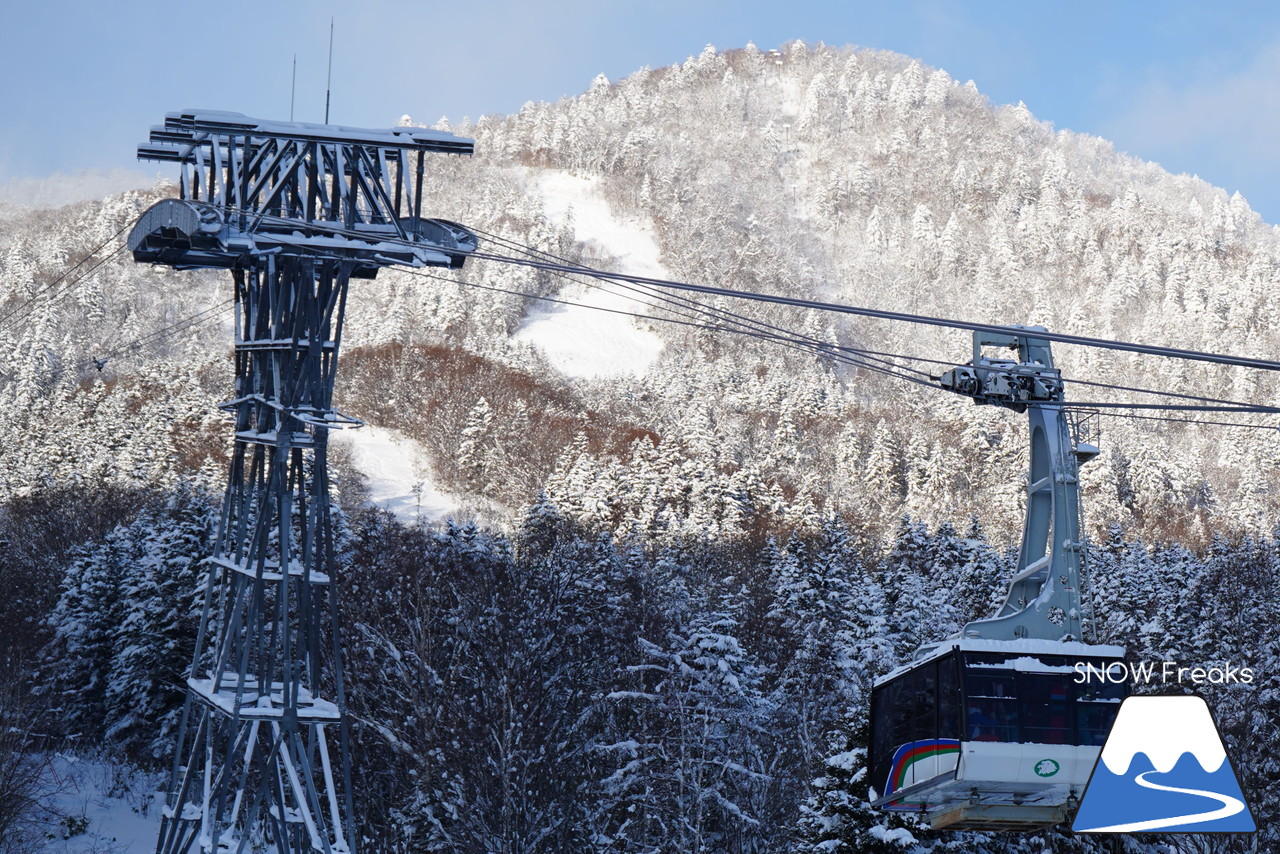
129, 110, 476, 854
869, 327, 1126, 831
938, 328, 1090, 643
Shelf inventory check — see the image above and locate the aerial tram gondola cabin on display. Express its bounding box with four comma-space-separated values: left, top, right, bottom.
868, 329, 1128, 830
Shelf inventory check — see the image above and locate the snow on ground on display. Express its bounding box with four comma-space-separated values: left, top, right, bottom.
33, 753, 162, 853
514, 171, 666, 378
336, 424, 458, 523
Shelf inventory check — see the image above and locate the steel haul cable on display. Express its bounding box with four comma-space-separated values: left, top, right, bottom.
116, 204, 1280, 429
408, 268, 1280, 429
3, 205, 1271, 440
236, 208, 1280, 372
0, 242, 130, 335
467, 224, 1280, 410
466, 224, 938, 380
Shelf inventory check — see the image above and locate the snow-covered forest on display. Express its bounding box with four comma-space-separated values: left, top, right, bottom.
2, 41, 1279, 852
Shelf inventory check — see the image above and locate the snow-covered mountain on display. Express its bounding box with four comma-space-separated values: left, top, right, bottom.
7, 42, 1278, 548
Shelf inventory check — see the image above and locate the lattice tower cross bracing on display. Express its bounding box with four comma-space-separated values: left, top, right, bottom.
128, 110, 477, 854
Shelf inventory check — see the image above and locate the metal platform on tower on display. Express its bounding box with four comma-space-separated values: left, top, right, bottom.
131, 109, 476, 275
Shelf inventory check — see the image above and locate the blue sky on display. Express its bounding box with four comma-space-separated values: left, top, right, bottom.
4, 1, 1280, 220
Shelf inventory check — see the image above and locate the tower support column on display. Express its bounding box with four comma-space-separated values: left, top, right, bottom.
129, 111, 477, 853
158, 257, 356, 854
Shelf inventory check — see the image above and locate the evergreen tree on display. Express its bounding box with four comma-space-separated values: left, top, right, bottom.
104, 489, 212, 760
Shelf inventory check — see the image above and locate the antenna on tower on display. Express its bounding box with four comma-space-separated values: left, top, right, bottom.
324, 18, 334, 123
290, 54, 297, 121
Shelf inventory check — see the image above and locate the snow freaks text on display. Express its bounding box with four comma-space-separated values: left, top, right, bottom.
1074, 661, 1255, 686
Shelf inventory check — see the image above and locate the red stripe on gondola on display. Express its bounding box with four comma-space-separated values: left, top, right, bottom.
885, 739, 960, 796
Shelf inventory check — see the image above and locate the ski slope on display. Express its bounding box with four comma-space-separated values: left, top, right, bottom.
337, 425, 457, 523
514, 171, 666, 378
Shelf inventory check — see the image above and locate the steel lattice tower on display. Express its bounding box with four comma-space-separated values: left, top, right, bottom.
129, 110, 475, 854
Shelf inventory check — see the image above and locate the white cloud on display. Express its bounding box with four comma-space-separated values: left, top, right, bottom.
0, 167, 155, 209
1102, 36, 1280, 209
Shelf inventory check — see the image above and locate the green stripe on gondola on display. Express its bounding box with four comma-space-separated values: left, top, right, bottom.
893, 743, 961, 790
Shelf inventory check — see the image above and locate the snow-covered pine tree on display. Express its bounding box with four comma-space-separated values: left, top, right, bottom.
104, 487, 212, 760
44, 532, 132, 743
